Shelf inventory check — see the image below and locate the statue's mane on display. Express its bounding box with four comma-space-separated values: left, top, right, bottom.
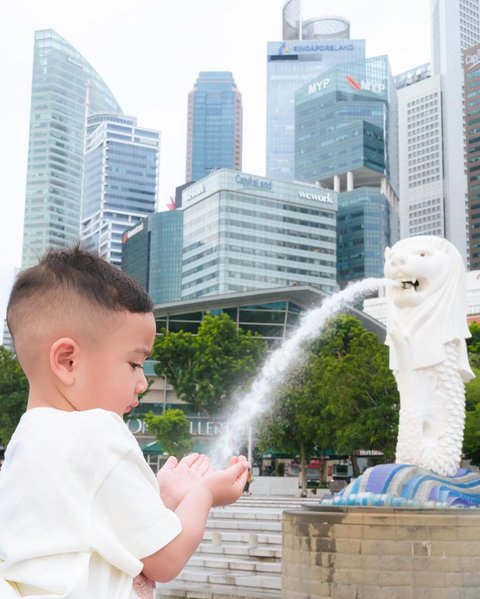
385, 236, 473, 380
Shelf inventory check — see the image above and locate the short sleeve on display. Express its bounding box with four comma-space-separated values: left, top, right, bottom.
91, 450, 181, 577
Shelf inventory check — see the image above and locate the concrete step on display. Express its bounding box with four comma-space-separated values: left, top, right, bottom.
187, 555, 281, 574
176, 571, 280, 589
156, 495, 321, 599
229, 496, 323, 507
203, 530, 281, 546
205, 518, 280, 532
209, 509, 282, 521
197, 543, 282, 560
158, 582, 281, 599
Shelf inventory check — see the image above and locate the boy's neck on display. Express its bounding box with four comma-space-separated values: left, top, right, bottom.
27, 389, 77, 412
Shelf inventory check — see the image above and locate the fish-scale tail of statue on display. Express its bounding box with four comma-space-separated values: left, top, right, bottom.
396, 341, 466, 477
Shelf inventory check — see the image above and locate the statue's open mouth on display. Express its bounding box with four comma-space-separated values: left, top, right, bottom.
401, 280, 419, 290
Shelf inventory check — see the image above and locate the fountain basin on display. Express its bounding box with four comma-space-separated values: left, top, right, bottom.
282, 505, 480, 598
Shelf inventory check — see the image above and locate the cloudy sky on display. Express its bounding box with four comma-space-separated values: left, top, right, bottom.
0, 0, 430, 325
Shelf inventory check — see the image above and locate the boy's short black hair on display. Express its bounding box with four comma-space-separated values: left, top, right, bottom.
7, 245, 153, 339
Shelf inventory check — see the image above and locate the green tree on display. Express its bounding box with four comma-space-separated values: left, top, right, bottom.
144, 409, 194, 458
258, 363, 331, 495
464, 366, 480, 465
0, 346, 29, 445
259, 315, 399, 488
152, 313, 266, 416
467, 321, 480, 355
316, 316, 399, 468
467, 322, 480, 368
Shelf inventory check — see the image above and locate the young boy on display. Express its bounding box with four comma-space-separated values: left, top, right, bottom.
0, 246, 248, 599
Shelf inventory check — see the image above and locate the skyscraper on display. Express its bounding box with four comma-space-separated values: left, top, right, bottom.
80, 114, 159, 266
295, 56, 399, 286
395, 64, 444, 239
122, 210, 184, 305
266, 8, 365, 181
21, 30, 121, 268
431, 0, 480, 262
186, 72, 242, 182
464, 43, 480, 269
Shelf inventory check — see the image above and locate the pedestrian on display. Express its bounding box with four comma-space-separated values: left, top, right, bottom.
0, 246, 249, 599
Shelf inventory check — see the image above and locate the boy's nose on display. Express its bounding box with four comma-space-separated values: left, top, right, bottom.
136, 371, 148, 394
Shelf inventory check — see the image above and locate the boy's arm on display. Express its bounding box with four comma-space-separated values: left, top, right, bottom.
141, 458, 248, 582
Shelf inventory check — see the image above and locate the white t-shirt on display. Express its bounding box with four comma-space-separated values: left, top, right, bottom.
0, 408, 181, 599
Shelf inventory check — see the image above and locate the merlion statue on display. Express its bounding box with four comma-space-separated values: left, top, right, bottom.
384, 235, 474, 477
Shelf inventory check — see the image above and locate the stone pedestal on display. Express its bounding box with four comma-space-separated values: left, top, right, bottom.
282, 506, 480, 599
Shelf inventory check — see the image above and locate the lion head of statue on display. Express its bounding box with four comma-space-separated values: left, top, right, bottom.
384, 235, 473, 379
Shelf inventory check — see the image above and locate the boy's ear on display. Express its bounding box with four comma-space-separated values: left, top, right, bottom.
49, 338, 80, 386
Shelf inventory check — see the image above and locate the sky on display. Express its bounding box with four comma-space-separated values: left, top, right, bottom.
0, 0, 431, 327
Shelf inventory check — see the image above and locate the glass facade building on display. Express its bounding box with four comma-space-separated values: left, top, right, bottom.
22, 30, 122, 268
295, 56, 397, 186
294, 56, 399, 287
186, 72, 242, 182
81, 114, 159, 266
266, 39, 365, 181
336, 188, 391, 286
181, 169, 337, 299
122, 210, 183, 304
465, 43, 480, 269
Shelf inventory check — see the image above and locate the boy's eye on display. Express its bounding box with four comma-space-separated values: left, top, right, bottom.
129, 362, 143, 371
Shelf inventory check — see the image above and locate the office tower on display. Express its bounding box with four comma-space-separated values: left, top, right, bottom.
122, 211, 184, 304
395, 64, 444, 239
267, 6, 365, 181
465, 43, 480, 268
186, 72, 242, 182
181, 169, 337, 299
21, 30, 122, 268
295, 56, 399, 286
431, 0, 480, 262
80, 114, 159, 266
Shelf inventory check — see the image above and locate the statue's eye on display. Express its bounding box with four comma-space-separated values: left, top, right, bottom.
419, 251, 427, 257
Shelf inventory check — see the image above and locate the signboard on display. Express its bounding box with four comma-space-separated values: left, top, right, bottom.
235, 174, 273, 191
465, 44, 480, 71
297, 190, 335, 204
268, 40, 361, 57
308, 78, 331, 94
345, 74, 386, 95
183, 183, 206, 203
128, 416, 225, 437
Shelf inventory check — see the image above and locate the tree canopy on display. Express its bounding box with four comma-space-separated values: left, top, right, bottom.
259, 315, 399, 488
151, 313, 266, 416
0, 346, 28, 446
462, 323, 480, 465
144, 409, 193, 458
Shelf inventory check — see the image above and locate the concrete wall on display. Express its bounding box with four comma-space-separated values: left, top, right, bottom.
282, 507, 480, 599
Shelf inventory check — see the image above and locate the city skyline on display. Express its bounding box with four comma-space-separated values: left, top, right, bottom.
0, 0, 431, 322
